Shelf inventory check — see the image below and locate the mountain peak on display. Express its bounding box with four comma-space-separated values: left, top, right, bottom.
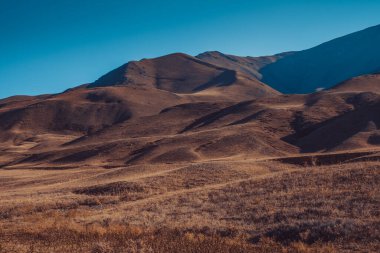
196, 51, 226, 58
88, 53, 278, 97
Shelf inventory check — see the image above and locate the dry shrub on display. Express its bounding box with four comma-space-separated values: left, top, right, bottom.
74, 181, 145, 196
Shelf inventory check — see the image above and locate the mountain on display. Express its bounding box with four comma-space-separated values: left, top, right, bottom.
0, 53, 279, 152
88, 53, 278, 98
198, 25, 380, 94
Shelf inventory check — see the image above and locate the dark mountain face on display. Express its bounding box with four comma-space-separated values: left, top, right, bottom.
197, 25, 380, 94
259, 25, 380, 93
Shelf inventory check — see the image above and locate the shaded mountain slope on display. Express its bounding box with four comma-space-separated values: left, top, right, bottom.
260, 25, 380, 93
284, 92, 380, 152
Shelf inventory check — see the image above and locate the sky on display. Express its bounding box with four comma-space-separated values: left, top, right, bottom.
1, 0, 380, 99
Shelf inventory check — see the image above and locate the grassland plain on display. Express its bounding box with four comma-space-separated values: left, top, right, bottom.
0, 159, 379, 252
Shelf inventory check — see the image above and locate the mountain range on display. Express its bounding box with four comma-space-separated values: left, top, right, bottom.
1, 25, 380, 169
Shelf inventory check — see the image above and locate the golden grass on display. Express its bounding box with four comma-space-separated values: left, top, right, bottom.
0, 160, 379, 252
0, 221, 338, 253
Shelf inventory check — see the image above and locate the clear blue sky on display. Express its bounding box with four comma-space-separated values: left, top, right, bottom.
1, 0, 380, 98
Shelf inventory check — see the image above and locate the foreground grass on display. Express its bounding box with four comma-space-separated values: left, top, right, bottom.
0, 161, 379, 252
0, 223, 338, 253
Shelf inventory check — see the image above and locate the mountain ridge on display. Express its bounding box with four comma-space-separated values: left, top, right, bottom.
87, 52, 279, 96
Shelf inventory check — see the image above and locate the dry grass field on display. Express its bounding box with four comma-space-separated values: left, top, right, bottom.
0, 158, 379, 252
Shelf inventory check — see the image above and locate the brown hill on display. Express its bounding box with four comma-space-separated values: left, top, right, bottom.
329, 73, 380, 93
2, 88, 380, 169
283, 91, 380, 152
